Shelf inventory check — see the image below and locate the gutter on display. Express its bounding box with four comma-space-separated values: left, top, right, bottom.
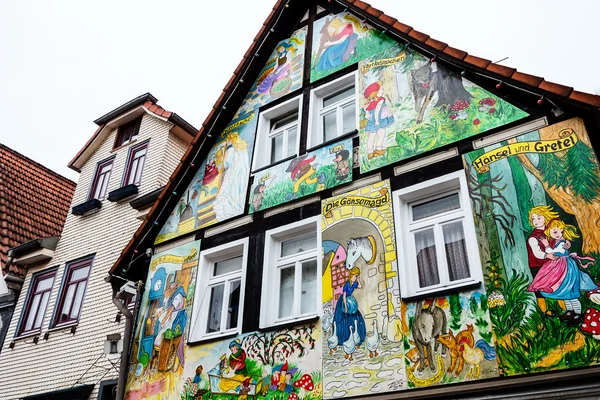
112, 282, 143, 400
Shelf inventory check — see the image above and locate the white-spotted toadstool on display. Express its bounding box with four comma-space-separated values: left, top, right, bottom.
449, 100, 470, 120
293, 374, 315, 392
588, 287, 600, 305
478, 98, 496, 112
581, 307, 600, 340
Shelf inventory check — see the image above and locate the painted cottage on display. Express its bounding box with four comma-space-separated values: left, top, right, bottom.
110, 1, 600, 400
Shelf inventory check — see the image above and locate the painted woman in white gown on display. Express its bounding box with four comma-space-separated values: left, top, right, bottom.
213, 132, 249, 221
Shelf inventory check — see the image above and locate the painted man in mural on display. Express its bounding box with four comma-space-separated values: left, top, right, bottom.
228, 338, 249, 375
154, 285, 187, 368
363, 81, 394, 159
213, 132, 249, 221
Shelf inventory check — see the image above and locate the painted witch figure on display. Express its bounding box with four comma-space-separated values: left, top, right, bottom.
333, 267, 367, 353
528, 219, 598, 325
213, 132, 249, 221
363, 81, 394, 160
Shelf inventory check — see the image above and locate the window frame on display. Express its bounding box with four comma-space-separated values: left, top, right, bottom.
253, 95, 302, 171
51, 256, 93, 328
260, 216, 322, 329
122, 141, 149, 187
16, 269, 57, 337
189, 238, 248, 343
88, 157, 115, 201
308, 72, 358, 150
113, 116, 142, 149
392, 171, 483, 299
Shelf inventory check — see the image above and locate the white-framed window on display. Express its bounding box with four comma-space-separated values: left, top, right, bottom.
189, 238, 248, 342
253, 96, 302, 170
309, 72, 358, 149
392, 171, 483, 299
260, 216, 321, 329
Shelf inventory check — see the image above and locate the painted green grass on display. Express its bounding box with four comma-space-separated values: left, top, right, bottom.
250, 164, 350, 213
360, 86, 528, 172
310, 30, 395, 83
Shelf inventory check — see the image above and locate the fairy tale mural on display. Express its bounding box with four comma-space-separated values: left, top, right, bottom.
236, 27, 307, 118
321, 180, 406, 398
125, 240, 201, 400
358, 43, 529, 173
180, 323, 322, 400
311, 11, 395, 83
156, 113, 258, 244
463, 118, 600, 375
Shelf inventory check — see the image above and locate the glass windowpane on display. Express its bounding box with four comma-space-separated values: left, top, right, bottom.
281, 232, 317, 257
37, 277, 54, 291
59, 284, 76, 322
278, 267, 295, 319
270, 134, 283, 163
342, 102, 356, 134
443, 222, 471, 281
213, 256, 242, 276
206, 284, 224, 333
271, 112, 298, 130
25, 294, 41, 331
128, 159, 139, 185
34, 292, 50, 329
412, 194, 460, 221
287, 127, 297, 157
71, 266, 90, 282
323, 86, 355, 107
414, 229, 440, 288
301, 259, 317, 314
226, 279, 241, 330
322, 111, 337, 142
70, 282, 86, 319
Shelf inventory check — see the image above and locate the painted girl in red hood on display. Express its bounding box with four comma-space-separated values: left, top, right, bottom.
363, 81, 394, 160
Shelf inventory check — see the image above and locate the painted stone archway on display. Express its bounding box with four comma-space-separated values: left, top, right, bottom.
321, 180, 406, 398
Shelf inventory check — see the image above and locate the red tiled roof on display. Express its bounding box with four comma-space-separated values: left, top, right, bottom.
0, 144, 76, 276
109, 0, 600, 278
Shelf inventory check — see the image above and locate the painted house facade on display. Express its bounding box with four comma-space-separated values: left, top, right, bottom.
111, 2, 600, 400
0, 94, 196, 400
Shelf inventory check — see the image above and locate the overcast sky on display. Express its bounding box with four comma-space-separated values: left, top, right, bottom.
1, 0, 598, 181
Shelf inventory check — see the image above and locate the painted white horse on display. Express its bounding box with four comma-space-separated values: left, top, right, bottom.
346, 236, 377, 269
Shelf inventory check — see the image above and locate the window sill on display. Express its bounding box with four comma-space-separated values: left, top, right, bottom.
402, 280, 482, 302
305, 129, 358, 154
187, 330, 239, 347
72, 198, 102, 216
259, 315, 319, 333
13, 330, 41, 342
48, 322, 78, 333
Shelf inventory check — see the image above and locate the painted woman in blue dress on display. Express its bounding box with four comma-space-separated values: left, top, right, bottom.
529, 219, 598, 325
314, 18, 358, 72
333, 267, 367, 346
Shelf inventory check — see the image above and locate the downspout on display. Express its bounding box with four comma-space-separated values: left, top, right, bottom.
112, 282, 142, 400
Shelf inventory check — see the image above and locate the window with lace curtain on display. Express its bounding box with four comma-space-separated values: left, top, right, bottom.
392, 171, 483, 299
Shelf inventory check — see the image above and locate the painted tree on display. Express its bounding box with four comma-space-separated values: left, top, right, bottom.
241, 325, 317, 366
509, 118, 600, 253
449, 294, 463, 330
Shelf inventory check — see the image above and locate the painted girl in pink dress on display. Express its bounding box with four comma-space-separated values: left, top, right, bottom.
363, 81, 394, 160
528, 219, 598, 325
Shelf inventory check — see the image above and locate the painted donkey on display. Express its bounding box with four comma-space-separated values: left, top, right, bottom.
410, 61, 472, 124
412, 299, 448, 372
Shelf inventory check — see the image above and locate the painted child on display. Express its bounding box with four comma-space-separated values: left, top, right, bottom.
526, 206, 566, 317
333, 149, 351, 181
528, 219, 598, 325
333, 267, 367, 347
192, 365, 208, 395
363, 81, 395, 160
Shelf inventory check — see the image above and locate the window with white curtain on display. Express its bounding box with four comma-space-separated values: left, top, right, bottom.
392, 171, 482, 299
253, 96, 302, 171
309, 72, 357, 149
260, 216, 321, 329
189, 238, 248, 342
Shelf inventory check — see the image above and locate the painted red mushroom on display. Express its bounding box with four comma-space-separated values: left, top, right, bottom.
479, 97, 496, 112
581, 307, 600, 339
588, 287, 600, 305
449, 100, 470, 120
293, 374, 315, 391
288, 393, 299, 400
488, 107, 497, 114
473, 118, 481, 125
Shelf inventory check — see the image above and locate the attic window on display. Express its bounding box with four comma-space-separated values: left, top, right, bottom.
114, 117, 141, 149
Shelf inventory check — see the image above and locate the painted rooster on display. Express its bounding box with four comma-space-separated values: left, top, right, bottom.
460, 338, 496, 379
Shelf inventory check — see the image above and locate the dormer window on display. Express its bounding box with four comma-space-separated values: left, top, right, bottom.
114, 117, 141, 149
89, 157, 114, 200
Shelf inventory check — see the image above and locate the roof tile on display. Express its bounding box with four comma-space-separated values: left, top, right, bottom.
486, 62, 516, 78
392, 21, 412, 34
425, 38, 447, 52
511, 71, 544, 87
366, 6, 383, 18
539, 80, 573, 97
408, 29, 429, 42
379, 14, 397, 27
354, 1, 369, 10
463, 54, 490, 69
569, 90, 600, 107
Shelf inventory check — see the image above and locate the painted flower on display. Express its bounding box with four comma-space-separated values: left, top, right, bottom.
488, 291, 506, 308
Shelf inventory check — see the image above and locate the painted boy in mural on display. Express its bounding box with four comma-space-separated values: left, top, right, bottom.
528, 218, 598, 325
213, 132, 249, 220
314, 17, 359, 72
333, 267, 367, 361
363, 81, 394, 160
